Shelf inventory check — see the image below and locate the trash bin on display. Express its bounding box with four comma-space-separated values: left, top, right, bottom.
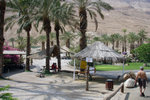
106, 79, 113, 90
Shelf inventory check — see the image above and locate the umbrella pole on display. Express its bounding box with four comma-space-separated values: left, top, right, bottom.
122, 59, 125, 75
86, 65, 89, 91
73, 59, 76, 80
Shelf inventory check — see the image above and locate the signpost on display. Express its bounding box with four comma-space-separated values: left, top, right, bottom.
86, 57, 93, 91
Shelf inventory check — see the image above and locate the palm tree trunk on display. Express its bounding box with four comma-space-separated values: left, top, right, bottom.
25, 25, 31, 71
41, 41, 45, 51
130, 43, 134, 53
43, 17, 51, 72
66, 39, 70, 48
140, 39, 142, 46
106, 42, 108, 46
12, 41, 14, 48
124, 40, 127, 52
0, 0, 6, 77
55, 22, 61, 71
112, 41, 115, 50
51, 41, 53, 46
116, 41, 119, 48
79, 8, 87, 50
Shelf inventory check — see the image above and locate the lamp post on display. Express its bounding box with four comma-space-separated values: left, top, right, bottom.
122, 52, 127, 75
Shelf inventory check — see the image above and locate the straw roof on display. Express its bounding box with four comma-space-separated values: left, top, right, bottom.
28, 45, 58, 59
74, 42, 124, 62
60, 46, 70, 53
3, 50, 26, 55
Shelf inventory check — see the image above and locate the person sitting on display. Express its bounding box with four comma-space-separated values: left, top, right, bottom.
51, 63, 58, 72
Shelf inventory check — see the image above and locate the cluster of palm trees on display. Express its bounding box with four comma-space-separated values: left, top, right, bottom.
92, 29, 149, 53
0, 0, 113, 76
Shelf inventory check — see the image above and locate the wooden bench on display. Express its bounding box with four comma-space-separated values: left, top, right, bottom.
77, 67, 96, 80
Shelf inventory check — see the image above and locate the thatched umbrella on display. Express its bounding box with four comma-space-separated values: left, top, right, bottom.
28, 45, 58, 59
74, 42, 125, 90
74, 41, 124, 62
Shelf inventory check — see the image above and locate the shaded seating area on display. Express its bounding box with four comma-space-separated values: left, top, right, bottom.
74, 41, 124, 80
28, 45, 59, 73
3, 50, 26, 73
77, 60, 96, 80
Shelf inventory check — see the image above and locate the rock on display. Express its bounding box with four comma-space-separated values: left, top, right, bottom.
123, 72, 136, 80
124, 78, 135, 88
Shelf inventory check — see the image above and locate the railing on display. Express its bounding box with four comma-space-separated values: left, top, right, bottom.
104, 83, 124, 100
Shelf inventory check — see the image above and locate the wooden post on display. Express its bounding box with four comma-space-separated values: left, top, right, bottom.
86, 65, 89, 91
121, 83, 124, 93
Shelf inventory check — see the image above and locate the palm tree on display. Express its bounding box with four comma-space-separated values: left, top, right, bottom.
50, 32, 56, 46
52, 1, 77, 71
122, 29, 127, 53
114, 33, 121, 49
138, 29, 147, 46
92, 36, 100, 43
61, 31, 78, 49
9, 38, 15, 47
109, 34, 117, 50
15, 36, 26, 51
30, 36, 38, 47
72, 0, 113, 50
34, 0, 59, 72
6, 0, 36, 71
0, 0, 6, 77
37, 35, 46, 51
100, 34, 110, 46
127, 32, 139, 53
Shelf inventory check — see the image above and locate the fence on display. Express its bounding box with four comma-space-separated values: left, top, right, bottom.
104, 83, 124, 100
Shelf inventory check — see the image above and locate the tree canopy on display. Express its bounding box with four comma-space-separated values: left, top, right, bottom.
133, 43, 150, 63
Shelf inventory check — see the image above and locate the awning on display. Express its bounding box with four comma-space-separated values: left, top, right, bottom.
3, 50, 26, 55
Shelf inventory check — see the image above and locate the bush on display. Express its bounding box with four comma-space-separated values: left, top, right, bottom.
3, 45, 20, 64
132, 43, 150, 63
0, 86, 17, 100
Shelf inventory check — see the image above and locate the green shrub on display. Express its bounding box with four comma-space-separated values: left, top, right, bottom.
133, 43, 150, 63
0, 86, 17, 100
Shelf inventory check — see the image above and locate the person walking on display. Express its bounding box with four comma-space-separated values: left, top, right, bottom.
135, 66, 148, 97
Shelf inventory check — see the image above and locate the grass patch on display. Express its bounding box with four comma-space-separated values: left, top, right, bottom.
96, 63, 150, 71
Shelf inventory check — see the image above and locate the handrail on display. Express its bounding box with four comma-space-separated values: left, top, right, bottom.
104, 83, 124, 100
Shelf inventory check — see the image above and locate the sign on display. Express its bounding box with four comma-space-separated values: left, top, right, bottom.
86, 57, 93, 62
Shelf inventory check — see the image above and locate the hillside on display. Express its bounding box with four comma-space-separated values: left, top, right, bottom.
4, 0, 150, 41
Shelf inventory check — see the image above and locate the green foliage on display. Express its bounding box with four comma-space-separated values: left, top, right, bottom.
95, 62, 150, 71
127, 32, 139, 43
70, 45, 80, 53
0, 86, 17, 100
133, 43, 150, 63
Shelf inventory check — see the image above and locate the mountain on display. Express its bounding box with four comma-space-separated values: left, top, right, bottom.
86, 0, 150, 35
4, 0, 150, 41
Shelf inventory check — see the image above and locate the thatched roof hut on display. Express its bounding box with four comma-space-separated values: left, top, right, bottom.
74, 42, 124, 62
28, 45, 58, 59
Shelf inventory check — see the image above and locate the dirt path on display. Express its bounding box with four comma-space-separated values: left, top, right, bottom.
1, 70, 118, 100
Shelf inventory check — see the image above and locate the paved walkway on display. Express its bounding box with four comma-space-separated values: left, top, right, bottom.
125, 83, 150, 100
94, 70, 150, 100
